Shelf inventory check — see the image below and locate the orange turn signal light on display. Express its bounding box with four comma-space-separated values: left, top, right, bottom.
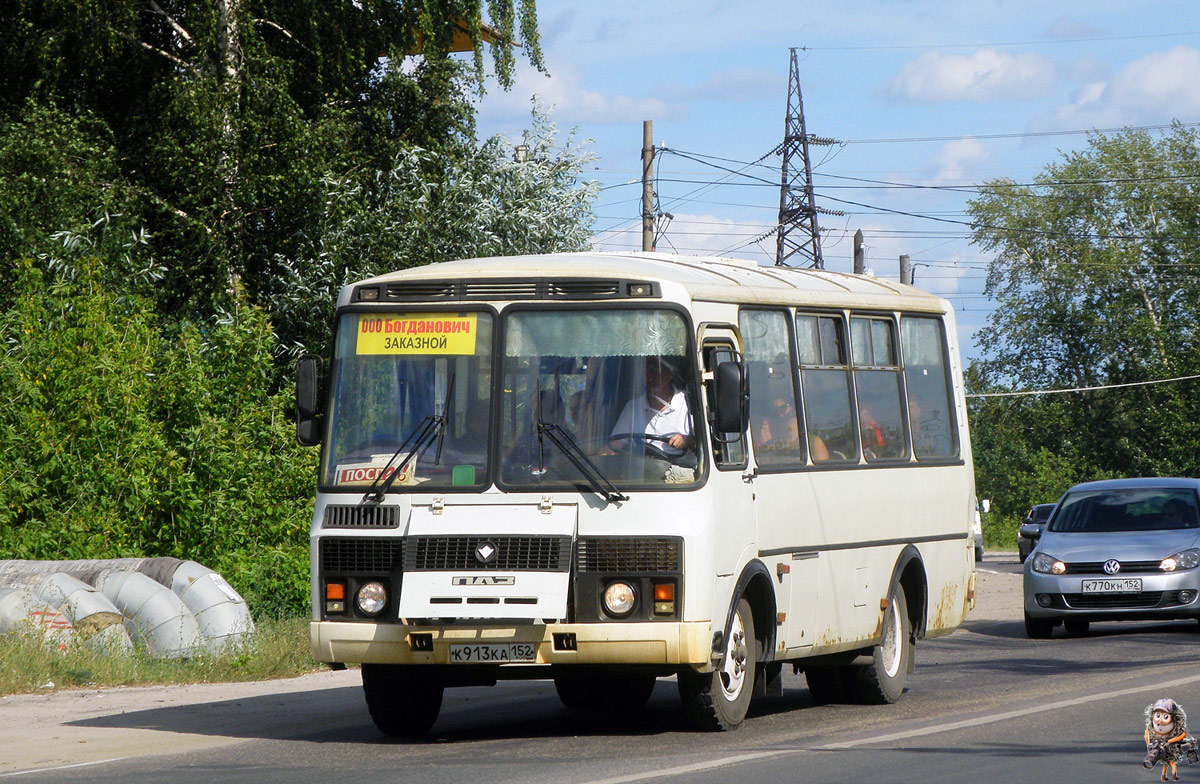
654, 583, 675, 602
325, 582, 346, 600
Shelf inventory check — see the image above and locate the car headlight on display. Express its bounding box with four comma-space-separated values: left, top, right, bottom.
1160, 549, 1200, 572
602, 581, 637, 617
356, 581, 388, 615
1031, 552, 1066, 575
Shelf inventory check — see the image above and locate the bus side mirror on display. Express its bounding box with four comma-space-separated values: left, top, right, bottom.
296, 354, 323, 447
979, 498, 991, 514
715, 361, 748, 434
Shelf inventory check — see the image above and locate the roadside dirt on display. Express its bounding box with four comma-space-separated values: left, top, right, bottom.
0, 560, 1023, 775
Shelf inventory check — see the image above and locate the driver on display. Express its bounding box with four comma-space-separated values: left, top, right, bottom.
609, 357, 696, 461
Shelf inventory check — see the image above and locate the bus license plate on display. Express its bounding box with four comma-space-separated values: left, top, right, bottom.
1081, 578, 1141, 594
448, 643, 536, 663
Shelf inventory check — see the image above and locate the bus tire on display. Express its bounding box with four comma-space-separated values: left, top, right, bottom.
362, 664, 444, 737
678, 598, 755, 731
804, 666, 849, 704
554, 674, 657, 713
846, 584, 912, 704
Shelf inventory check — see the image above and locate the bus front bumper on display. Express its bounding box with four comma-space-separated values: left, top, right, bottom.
311, 620, 714, 667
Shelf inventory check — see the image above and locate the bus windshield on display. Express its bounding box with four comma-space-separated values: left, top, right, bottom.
499, 308, 701, 490
322, 310, 495, 490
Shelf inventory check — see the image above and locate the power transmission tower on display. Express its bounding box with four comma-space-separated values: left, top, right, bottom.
776, 47, 838, 268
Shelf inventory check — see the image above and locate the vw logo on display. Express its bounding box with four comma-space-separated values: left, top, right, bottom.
1103, 559, 1122, 575
475, 541, 498, 565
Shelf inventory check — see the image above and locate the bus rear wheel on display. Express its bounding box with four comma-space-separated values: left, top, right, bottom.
362, 664, 444, 737
846, 584, 912, 704
678, 597, 756, 731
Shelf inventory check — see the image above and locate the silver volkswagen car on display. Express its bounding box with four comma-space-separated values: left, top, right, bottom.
1023, 478, 1200, 638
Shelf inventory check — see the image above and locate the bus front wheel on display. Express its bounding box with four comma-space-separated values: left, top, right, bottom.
362, 664, 444, 737
678, 597, 756, 731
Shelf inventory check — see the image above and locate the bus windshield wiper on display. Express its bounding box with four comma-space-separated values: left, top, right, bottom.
536, 422, 629, 504
363, 373, 455, 504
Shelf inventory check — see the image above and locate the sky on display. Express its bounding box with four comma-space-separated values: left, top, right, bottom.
470, 1, 1200, 361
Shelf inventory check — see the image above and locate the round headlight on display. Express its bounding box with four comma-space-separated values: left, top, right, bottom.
1161, 549, 1200, 572
603, 581, 637, 617
356, 581, 388, 615
1031, 553, 1066, 575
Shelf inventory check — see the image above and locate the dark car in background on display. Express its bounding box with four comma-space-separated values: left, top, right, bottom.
1023, 478, 1200, 638
1018, 503, 1056, 562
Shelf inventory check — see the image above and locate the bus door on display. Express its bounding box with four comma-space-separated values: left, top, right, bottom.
739, 308, 818, 653
698, 327, 755, 583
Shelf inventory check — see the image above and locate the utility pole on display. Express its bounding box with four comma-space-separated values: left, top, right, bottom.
853, 229, 864, 275
776, 47, 840, 268
642, 120, 654, 252
899, 254, 913, 285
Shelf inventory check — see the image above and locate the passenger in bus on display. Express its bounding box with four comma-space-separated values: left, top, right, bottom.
609, 357, 696, 463
757, 397, 800, 453
860, 405, 887, 457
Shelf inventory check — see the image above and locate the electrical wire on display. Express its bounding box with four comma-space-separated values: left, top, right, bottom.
967, 373, 1200, 398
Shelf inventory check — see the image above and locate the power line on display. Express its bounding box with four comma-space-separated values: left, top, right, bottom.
844, 121, 1200, 144
967, 373, 1200, 398
800, 30, 1200, 52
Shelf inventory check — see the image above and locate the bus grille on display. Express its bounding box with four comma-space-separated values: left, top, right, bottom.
321, 505, 400, 529
405, 536, 571, 571
320, 538, 404, 573
576, 537, 682, 573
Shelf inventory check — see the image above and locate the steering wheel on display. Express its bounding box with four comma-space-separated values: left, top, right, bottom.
610, 433, 677, 462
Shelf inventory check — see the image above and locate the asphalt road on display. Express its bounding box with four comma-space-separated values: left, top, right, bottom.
4, 552, 1199, 783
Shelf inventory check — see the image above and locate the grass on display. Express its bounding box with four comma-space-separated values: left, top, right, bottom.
0, 616, 325, 696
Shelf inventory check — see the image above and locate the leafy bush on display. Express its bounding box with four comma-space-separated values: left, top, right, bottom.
0, 258, 315, 617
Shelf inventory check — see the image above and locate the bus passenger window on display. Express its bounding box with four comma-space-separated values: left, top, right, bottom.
901, 316, 958, 459
739, 309, 804, 467
796, 314, 858, 463
851, 316, 905, 461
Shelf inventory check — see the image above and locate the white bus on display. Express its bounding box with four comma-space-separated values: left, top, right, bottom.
295, 252, 978, 735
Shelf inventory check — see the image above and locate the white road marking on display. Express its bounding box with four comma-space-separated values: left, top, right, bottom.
575, 671, 1200, 784
2, 758, 127, 777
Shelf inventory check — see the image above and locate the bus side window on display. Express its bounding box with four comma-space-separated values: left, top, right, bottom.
900, 316, 959, 460
703, 343, 746, 468
796, 314, 858, 463
850, 316, 906, 461
738, 309, 804, 467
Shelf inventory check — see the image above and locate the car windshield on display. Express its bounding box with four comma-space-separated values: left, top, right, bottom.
499, 308, 702, 490
1048, 488, 1200, 533
322, 311, 494, 490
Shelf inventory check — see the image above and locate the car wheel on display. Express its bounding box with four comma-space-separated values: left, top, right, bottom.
679, 597, 755, 731
846, 584, 913, 704
1024, 612, 1055, 639
362, 664, 444, 737
975, 545, 984, 563
1063, 619, 1090, 635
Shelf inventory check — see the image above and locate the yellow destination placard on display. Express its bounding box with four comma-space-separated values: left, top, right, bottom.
356, 313, 478, 355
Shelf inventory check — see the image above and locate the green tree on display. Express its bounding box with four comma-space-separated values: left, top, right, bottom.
967, 125, 1200, 524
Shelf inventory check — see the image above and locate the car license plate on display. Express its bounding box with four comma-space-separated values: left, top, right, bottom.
1081, 578, 1142, 594
448, 643, 536, 663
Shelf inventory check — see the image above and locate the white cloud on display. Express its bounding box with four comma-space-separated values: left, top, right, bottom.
929, 138, 992, 182
475, 59, 683, 127
886, 49, 1058, 103
1049, 46, 1200, 128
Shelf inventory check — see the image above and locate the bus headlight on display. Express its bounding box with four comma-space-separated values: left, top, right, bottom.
603, 581, 637, 617
356, 581, 388, 615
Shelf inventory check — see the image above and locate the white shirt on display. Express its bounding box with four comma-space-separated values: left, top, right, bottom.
611, 389, 693, 455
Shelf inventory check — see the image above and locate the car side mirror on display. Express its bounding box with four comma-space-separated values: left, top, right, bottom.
296, 354, 323, 447
714, 360, 748, 434
1018, 523, 1041, 538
